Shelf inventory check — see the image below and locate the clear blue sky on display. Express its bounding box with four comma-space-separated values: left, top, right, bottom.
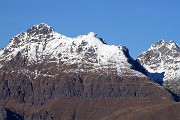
0, 0, 180, 58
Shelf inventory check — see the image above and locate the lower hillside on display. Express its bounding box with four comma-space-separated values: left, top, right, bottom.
25, 97, 180, 120
0, 70, 179, 120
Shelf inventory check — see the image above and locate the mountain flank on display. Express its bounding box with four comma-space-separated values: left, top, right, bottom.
0, 23, 179, 120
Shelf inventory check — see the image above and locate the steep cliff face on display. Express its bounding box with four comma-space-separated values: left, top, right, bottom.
0, 24, 178, 120
137, 40, 180, 96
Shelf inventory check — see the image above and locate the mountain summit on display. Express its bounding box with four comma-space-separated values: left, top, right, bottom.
0, 23, 143, 77
27, 23, 54, 35
137, 40, 180, 96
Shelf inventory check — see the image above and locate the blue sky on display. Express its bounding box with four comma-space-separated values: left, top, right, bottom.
0, 0, 180, 58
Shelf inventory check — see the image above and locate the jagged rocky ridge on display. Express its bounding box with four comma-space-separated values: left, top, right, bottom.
0, 23, 179, 120
137, 40, 180, 96
0, 23, 144, 76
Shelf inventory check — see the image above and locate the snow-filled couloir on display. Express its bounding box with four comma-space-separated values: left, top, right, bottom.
0, 23, 144, 77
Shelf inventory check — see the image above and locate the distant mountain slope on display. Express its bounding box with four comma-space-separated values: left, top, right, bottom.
137, 40, 180, 96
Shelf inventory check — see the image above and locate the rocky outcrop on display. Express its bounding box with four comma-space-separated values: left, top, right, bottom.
0, 107, 23, 120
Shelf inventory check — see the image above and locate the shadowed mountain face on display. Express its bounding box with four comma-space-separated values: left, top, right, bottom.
0, 107, 23, 120
0, 24, 179, 120
24, 97, 180, 120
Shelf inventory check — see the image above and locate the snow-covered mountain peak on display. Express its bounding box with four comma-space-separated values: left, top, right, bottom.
87, 32, 97, 37
75, 32, 107, 45
0, 23, 145, 77
27, 23, 54, 35
149, 39, 165, 51
167, 40, 180, 50
155, 39, 166, 46
156, 39, 165, 45
118, 45, 128, 52
137, 40, 180, 83
75, 32, 103, 45
149, 40, 179, 51
4, 24, 63, 53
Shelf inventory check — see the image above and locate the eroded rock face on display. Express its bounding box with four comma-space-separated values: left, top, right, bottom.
0, 70, 171, 105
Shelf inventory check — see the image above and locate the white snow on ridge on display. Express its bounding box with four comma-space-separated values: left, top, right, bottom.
0, 49, 3, 68
0, 49, 3, 56
0, 23, 145, 77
